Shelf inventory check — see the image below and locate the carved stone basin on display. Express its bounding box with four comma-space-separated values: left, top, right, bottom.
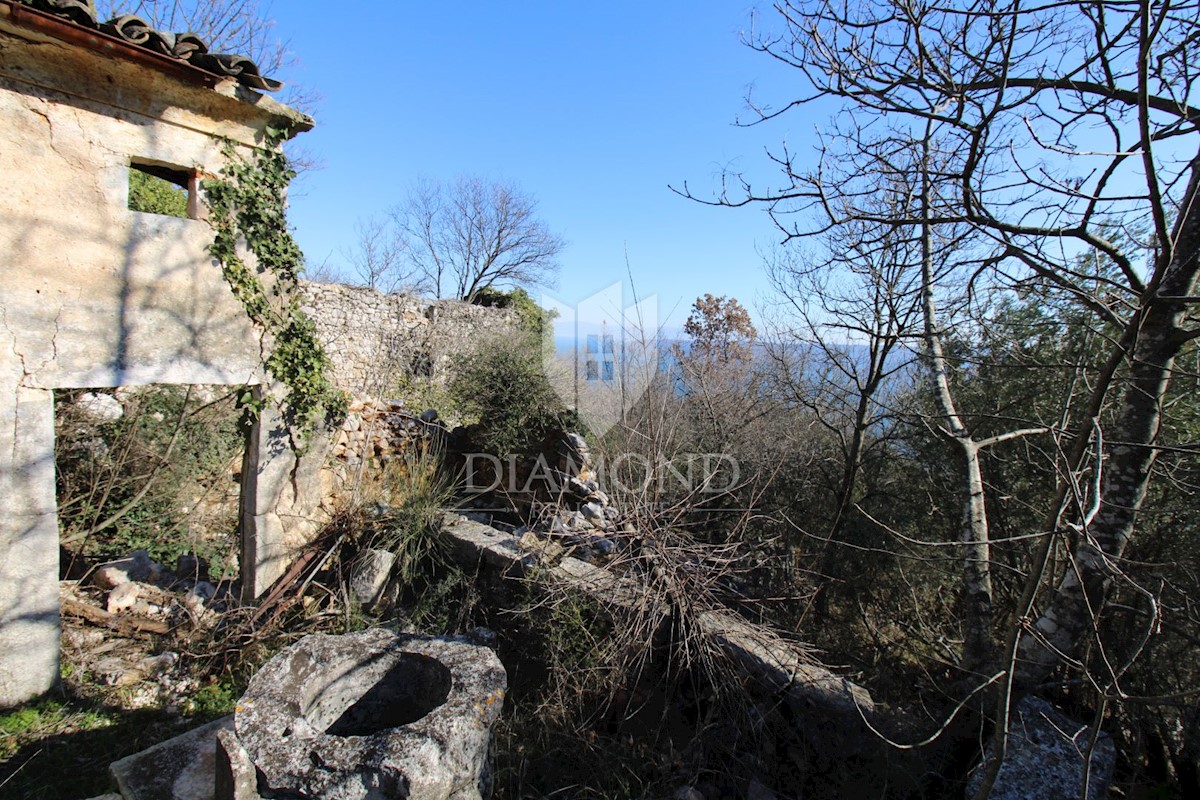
232, 629, 507, 799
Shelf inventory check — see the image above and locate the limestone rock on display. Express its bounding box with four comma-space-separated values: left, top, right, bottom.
349, 548, 397, 609
580, 502, 605, 527
92, 550, 161, 589
519, 531, 565, 563
77, 391, 124, 422
967, 695, 1115, 800
110, 716, 235, 800
215, 728, 260, 800
565, 477, 592, 501
107, 582, 140, 613
590, 537, 616, 557
233, 629, 507, 800
91, 565, 131, 590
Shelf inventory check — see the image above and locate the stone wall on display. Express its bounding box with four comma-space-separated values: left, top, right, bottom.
0, 14, 314, 706
298, 282, 520, 396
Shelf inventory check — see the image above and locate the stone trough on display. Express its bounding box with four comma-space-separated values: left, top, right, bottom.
228, 629, 507, 800
113, 629, 506, 799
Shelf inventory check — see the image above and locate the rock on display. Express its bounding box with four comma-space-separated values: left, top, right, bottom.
589, 490, 610, 507
233, 629, 507, 800
176, 554, 209, 582
519, 531, 564, 563
591, 537, 616, 556
563, 433, 590, 469
144, 651, 179, 676
71, 436, 110, 460
132, 600, 169, 617
184, 585, 218, 618
674, 788, 704, 800
77, 391, 124, 421
967, 695, 1115, 800
420, 408, 439, 423
110, 716, 235, 800
107, 582, 140, 613
465, 627, 498, 648
92, 564, 131, 590
603, 506, 620, 522
566, 477, 592, 500
92, 550, 160, 589
215, 728, 260, 800
580, 502, 606, 527
349, 548, 397, 610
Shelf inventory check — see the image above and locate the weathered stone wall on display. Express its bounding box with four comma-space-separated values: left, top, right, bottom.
0, 16, 316, 706
298, 281, 520, 396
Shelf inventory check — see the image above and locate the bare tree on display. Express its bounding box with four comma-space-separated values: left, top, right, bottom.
391, 176, 565, 302
342, 215, 407, 294
761, 205, 924, 621
693, 0, 1200, 783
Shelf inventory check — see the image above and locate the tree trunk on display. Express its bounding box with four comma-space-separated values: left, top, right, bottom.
920, 141, 995, 671
1015, 151, 1200, 687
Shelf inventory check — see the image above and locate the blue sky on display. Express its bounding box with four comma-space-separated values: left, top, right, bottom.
269, 2, 811, 333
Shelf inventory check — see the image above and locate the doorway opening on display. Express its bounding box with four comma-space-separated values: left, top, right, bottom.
54, 384, 247, 585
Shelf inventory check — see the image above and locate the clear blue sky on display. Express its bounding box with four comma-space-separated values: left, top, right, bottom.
269, 2, 811, 332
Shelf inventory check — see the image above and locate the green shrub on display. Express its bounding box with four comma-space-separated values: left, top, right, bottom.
128, 168, 189, 218
447, 332, 570, 456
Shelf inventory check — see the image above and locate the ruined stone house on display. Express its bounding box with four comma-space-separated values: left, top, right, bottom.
0, 0, 318, 707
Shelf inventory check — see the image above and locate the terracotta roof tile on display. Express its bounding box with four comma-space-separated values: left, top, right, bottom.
13, 0, 283, 91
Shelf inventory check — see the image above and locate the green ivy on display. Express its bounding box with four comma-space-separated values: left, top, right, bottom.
204, 127, 346, 439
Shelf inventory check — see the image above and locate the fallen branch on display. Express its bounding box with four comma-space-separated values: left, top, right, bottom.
62, 597, 171, 636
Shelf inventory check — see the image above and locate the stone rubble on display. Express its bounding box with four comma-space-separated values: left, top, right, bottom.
967, 695, 1116, 800
76, 391, 125, 422
61, 549, 238, 694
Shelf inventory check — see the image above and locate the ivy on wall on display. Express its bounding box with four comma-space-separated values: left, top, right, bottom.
204, 126, 346, 439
